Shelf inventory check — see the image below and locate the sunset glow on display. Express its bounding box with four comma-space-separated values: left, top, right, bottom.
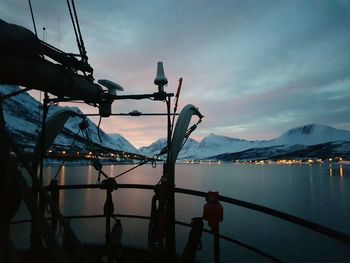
3, 0, 350, 148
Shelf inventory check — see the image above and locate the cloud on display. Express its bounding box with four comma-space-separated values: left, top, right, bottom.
2, 0, 350, 147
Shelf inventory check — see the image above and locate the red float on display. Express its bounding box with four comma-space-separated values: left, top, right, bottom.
202, 191, 223, 233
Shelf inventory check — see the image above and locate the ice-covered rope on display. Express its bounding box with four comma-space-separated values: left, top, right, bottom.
111, 155, 158, 179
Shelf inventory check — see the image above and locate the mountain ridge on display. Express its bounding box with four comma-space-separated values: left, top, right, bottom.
1, 85, 349, 160
0, 85, 139, 155
138, 124, 350, 160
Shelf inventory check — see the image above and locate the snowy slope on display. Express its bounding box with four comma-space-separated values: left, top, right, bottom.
178, 138, 200, 158
3, 85, 348, 160
186, 134, 259, 159
1, 85, 42, 150
269, 124, 350, 146
142, 124, 350, 160
108, 134, 140, 154
215, 141, 350, 161
139, 138, 199, 158
0, 85, 139, 154
139, 138, 167, 157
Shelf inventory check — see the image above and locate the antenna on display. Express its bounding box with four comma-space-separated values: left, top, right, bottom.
57, 18, 61, 48
154, 61, 168, 92
42, 27, 46, 42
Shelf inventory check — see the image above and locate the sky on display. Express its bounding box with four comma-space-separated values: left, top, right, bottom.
2, 0, 350, 148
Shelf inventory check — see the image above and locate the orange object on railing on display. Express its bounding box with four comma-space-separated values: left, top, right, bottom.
203, 191, 223, 233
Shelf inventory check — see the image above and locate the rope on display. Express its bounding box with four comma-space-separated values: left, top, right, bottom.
97, 116, 102, 143
70, 0, 88, 62
38, 90, 42, 133
28, 0, 38, 36
170, 78, 183, 136
80, 124, 109, 181
0, 88, 32, 101
66, 0, 83, 58
112, 157, 157, 179
78, 118, 158, 182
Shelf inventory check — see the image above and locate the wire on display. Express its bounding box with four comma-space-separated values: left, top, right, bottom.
28, 0, 38, 36
66, 0, 83, 58
112, 157, 157, 179
171, 78, 183, 134
70, 0, 87, 62
0, 88, 32, 101
97, 116, 102, 143
38, 91, 42, 131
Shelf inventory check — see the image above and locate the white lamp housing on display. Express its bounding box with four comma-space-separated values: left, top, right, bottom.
98, 79, 124, 95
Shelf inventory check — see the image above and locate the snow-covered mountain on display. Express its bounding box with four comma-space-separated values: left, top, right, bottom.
1, 85, 42, 151
186, 134, 259, 159
270, 124, 350, 146
139, 138, 199, 158
215, 141, 350, 161
139, 138, 167, 157
108, 134, 139, 154
2, 85, 349, 160
141, 124, 350, 160
0, 85, 139, 155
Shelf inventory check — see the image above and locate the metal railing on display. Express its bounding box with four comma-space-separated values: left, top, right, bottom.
11, 183, 350, 262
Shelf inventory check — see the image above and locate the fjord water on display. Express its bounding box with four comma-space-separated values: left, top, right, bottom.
12, 163, 350, 262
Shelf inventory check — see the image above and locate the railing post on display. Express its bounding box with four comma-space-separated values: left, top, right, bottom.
101, 177, 118, 262
104, 189, 113, 244
203, 191, 223, 263
214, 230, 220, 263
165, 95, 176, 261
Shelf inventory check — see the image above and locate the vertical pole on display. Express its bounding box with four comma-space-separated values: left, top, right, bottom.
103, 180, 116, 263
104, 188, 114, 245
104, 188, 113, 263
31, 92, 49, 247
39, 93, 49, 189
166, 96, 176, 260
39, 93, 49, 216
214, 230, 220, 263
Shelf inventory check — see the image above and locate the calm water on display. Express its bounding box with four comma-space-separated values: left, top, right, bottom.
11, 163, 350, 262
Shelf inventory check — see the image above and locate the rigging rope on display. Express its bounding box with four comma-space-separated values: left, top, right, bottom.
0, 88, 32, 101
28, 0, 38, 36
38, 90, 42, 134
97, 116, 102, 143
70, 0, 88, 62
70, 117, 160, 182
80, 121, 109, 181
66, 0, 83, 60
170, 78, 183, 136
112, 156, 157, 179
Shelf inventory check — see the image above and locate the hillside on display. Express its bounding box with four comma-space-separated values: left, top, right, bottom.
0, 85, 139, 156
141, 124, 350, 160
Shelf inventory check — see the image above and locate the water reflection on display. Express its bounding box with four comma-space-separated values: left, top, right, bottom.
327, 164, 345, 177
14, 163, 350, 261
59, 165, 66, 185
87, 165, 93, 183
340, 165, 343, 177
110, 165, 114, 177
44, 166, 51, 186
